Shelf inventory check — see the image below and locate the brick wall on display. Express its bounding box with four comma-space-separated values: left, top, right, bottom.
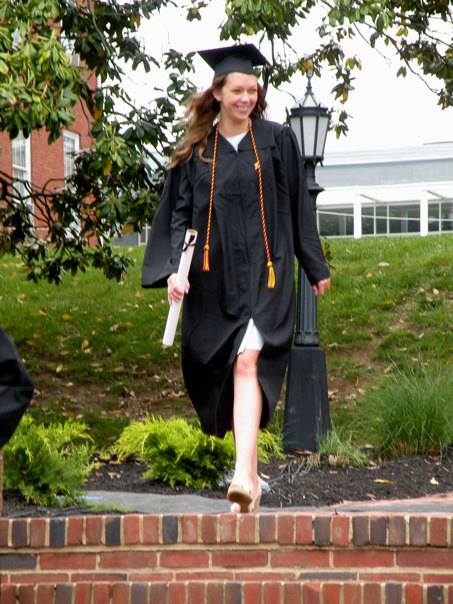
0, 76, 95, 235
0, 512, 452, 602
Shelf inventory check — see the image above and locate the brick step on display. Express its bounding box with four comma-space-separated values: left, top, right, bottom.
1, 512, 452, 599
0, 580, 450, 604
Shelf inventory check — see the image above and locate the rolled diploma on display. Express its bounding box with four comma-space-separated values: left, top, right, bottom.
162, 229, 198, 347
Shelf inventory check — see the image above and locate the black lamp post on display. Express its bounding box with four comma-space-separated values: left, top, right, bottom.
283, 72, 331, 452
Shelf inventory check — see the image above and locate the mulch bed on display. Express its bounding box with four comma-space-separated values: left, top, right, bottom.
3, 452, 453, 517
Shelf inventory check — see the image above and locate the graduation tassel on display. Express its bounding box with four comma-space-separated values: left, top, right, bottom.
203, 244, 210, 272
267, 261, 276, 289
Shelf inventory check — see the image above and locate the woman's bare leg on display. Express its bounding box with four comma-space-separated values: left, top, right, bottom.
230, 349, 262, 510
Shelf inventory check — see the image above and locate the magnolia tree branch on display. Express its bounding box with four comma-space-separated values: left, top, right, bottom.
0, 0, 451, 283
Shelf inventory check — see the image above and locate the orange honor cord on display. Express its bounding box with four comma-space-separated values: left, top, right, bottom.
202, 123, 275, 288
202, 126, 219, 272
248, 122, 275, 289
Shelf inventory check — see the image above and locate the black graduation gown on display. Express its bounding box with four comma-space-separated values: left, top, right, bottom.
142, 119, 330, 437
0, 329, 34, 448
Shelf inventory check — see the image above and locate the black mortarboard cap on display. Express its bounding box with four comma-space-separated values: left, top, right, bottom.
198, 43, 269, 79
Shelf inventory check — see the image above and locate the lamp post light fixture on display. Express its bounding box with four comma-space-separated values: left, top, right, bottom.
283, 71, 331, 452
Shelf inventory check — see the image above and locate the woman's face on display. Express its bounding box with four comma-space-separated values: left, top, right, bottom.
214, 73, 258, 124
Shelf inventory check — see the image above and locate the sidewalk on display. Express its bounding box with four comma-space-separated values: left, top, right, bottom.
84, 489, 453, 514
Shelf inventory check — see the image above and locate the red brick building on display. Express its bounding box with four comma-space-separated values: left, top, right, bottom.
0, 74, 95, 234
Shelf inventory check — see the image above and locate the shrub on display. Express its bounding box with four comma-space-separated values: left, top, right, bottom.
317, 426, 369, 468
3, 416, 94, 506
114, 416, 284, 489
357, 367, 453, 457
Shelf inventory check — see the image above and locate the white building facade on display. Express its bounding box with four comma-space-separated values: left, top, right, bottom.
316, 142, 453, 239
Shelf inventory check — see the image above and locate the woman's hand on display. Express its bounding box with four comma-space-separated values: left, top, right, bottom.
167, 273, 190, 304
312, 278, 331, 296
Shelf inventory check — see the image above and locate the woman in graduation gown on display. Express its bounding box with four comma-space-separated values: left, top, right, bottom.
142, 44, 331, 512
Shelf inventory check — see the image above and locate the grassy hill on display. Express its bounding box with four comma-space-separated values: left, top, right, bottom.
2, 234, 452, 448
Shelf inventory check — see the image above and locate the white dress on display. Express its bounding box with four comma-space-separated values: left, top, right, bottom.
226, 132, 265, 355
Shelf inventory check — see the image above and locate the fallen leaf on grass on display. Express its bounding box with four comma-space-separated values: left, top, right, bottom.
374, 479, 394, 485
55, 364, 64, 374
62, 314, 73, 322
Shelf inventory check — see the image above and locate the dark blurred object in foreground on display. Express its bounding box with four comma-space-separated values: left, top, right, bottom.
0, 329, 34, 449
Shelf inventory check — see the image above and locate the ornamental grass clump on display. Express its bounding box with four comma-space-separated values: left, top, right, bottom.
114, 416, 283, 489
3, 416, 94, 506
317, 426, 369, 468
359, 367, 453, 457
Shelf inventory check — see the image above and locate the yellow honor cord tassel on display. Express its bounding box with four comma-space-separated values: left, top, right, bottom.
202, 245, 210, 272
267, 261, 275, 289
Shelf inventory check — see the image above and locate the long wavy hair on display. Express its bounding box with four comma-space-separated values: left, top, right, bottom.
170, 74, 267, 168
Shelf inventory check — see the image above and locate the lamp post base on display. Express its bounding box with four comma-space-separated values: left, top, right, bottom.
283, 346, 330, 452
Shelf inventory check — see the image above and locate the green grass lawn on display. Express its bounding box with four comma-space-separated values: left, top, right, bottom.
1, 234, 452, 449
318, 235, 453, 370
1, 248, 173, 378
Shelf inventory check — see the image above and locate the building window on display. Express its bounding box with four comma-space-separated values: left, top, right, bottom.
319, 207, 353, 237
441, 201, 453, 232
389, 204, 420, 234
63, 132, 81, 236
375, 206, 388, 235
12, 132, 31, 202
63, 131, 80, 179
428, 202, 440, 232
361, 205, 375, 236
321, 201, 427, 238
139, 226, 152, 245
428, 200, 453, 233
60, 34, 80, 67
